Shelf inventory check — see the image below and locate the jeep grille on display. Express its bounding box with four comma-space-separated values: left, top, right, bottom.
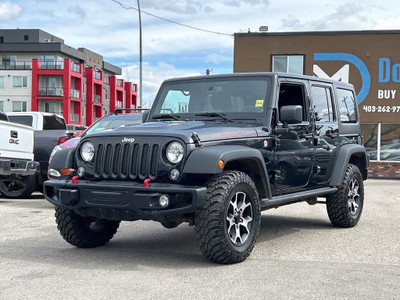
93, 142, 160, 180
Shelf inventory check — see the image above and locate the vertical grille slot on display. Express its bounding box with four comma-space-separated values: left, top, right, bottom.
150, 144, 159, 177
95, 144, 104, 175
112, 143, 122, 176
121, 143, 130, 177
140, 144, 149, 178
129, 144, 140, 179
103, 144, 113, 176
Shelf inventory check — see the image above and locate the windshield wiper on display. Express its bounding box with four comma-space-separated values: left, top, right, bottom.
152, 114, 181, 121
195, 112, 233, 122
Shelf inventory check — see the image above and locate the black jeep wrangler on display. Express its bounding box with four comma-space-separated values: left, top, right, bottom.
44, 73, 368, 264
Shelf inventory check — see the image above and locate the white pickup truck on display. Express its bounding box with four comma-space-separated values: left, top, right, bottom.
0, 112, 39, 198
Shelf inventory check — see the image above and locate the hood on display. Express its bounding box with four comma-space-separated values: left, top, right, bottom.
89, 121, 259, 144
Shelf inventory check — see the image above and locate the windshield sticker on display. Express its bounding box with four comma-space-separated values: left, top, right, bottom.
255, 100, 264, 107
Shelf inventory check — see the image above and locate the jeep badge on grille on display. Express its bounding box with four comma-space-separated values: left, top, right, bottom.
122, 137, 135, 143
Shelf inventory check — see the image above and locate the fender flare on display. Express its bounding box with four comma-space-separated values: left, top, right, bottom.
49, 148, 76, 170
183, 145, 271, 198
330, 144, 369, 186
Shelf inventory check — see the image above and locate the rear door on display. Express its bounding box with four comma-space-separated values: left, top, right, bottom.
309, 82, 339, 186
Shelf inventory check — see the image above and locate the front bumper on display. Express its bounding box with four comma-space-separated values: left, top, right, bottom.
0, 159, 39, 177
44, 179, 208, 221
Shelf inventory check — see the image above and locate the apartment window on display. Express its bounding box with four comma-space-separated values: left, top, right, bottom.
0, 101, 3, 111
2, 55, 16, 67
0, 36, 3, 43
272, 55, 304, 74
0, 76, 4, 88
13, 76, 28, 88
12, 101, 27, 112
24, 35, 29, 41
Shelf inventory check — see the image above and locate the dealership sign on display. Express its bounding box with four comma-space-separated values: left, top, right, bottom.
313, 53, 400, 121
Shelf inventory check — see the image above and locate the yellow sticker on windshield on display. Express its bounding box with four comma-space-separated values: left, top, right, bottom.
255, 100, 264, 107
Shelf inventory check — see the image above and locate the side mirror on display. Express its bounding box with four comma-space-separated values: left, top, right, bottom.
280, 105, 302, 125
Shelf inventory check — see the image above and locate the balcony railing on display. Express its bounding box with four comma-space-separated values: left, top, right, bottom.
71, 62, 80, 73
0, 61, 32, 70
38, 87, 64, 97
70, 89, 80, 98
39, 61, 64, 70
94, 95, 101, 104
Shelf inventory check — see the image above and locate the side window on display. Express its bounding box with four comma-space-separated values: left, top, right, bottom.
311, 85, 334, 122
278, 83, 306, 121
336, 88, 358, 123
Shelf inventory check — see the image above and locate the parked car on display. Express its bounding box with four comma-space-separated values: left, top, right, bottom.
49, 110, 144, 161
7, 112, 70, 193
367, 143, 400, 161
66, 124, 88, 137
0, 112, 39, 198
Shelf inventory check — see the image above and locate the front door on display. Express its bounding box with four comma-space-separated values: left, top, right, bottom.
272, 80, 315, 195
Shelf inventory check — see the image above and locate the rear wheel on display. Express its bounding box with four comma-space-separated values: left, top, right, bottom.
0, 175, 37, 198
326, 164, 364, 228
55, 207, 120, 248
195, 171, 261, 264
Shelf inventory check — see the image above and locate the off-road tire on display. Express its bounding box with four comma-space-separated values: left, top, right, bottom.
55, 207, 120, 248
195, 171, 261, 264
0, 175, 37, 198
326, 164, 364, 228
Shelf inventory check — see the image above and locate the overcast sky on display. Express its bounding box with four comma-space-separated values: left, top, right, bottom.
1, 0, 400, 106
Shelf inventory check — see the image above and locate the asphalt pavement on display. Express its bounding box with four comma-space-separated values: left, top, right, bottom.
0, 179, 399, 299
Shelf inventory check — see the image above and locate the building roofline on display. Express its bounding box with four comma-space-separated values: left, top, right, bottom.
0, 42, 86, 61
234, 29, 400, 37
103, 61, 122, 75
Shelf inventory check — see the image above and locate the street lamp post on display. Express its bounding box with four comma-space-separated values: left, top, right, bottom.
137, 0, 142, 108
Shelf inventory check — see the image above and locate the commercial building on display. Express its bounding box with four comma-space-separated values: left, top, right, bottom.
0, 29, 137, 126
234, 30, 400, 178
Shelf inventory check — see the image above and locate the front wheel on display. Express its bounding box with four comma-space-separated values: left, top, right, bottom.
326, 164, 364, 228
55, 207, 120, 248
195, 171, 261, 264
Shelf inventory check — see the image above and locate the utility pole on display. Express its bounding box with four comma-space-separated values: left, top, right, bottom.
137, 0, 142, 108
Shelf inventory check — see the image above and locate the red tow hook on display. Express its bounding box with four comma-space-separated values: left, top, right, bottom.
144, 178, 151, 187
72, 175, 79, 184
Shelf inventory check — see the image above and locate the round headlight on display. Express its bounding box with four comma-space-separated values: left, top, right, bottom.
166, 141, 184, 164
80, 141, 95, 162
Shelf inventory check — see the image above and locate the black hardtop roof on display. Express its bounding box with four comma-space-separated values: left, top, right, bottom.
161, 72, 354, 89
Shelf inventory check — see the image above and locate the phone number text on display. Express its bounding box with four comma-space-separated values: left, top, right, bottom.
362, 106, 400, 113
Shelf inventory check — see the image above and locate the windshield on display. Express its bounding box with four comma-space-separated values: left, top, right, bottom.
152, 77, 270, 118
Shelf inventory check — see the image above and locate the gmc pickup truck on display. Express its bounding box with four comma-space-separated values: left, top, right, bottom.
7, 112, 69, 193
0, 112, 39, 198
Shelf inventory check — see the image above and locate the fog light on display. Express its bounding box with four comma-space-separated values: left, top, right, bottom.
159, 195, 169, 208
49, 168, 61, 178
77, 166, 85, 177
170, 169, 180, 181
